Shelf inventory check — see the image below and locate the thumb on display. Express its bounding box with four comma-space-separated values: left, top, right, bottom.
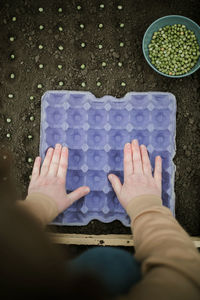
66, 186, 90, 209
108, 174, 122, 198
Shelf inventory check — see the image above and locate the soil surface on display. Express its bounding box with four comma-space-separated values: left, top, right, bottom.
0, 0, 200, 236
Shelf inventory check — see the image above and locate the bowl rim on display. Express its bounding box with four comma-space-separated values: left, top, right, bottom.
142, 15, 200, 78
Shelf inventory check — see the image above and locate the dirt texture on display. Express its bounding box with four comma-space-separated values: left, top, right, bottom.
0, 0, 200, 236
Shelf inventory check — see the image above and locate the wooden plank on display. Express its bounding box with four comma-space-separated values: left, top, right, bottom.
48, 233, 200, 248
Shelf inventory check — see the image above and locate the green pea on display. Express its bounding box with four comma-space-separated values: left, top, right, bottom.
58, 45, 64, 51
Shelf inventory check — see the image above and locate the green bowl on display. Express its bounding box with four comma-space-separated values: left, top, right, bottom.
142, 15, 200, 78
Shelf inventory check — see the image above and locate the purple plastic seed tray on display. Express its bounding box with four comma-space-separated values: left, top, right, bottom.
40, 91, 176, 227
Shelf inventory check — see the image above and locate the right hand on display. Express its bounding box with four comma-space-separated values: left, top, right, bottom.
108, 139, 162, 210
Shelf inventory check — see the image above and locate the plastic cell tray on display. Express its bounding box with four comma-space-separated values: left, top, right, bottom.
40, 91, 176, 226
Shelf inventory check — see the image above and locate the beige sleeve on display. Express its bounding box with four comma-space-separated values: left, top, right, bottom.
17, 192, 58, 226
118, 195, 200, 300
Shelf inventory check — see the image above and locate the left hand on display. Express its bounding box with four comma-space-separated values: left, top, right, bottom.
28, 144, 90, 214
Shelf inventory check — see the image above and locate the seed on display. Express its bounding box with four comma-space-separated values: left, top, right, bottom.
120, 23, 124, 28
58, 26, 63, 32
81, 64, 85, 69
29, 175, 32, 180
28, 157, 33, 163
6, 118, 11, 123
38, 44, 43, 49
102, 62, 106, 67
39, 7, 44, 12
120, 42, 124, 47
118, 5, 123, 10
10, 73, 15, 79
99, 4, 104, 8
10, 54, 15, 59
58, 45, 64, 51
81, 42, 86, 47
118, 62, 122, 67
6, 133, 11, 138
77, 5, 81, 10
98, 44, 103, 49
9, 37, 15, 42
3, 155, 7, 160
81, 82, 86, 87
80, 24, 85, 29
39, 64, 44, 69
39, 25, 44, 30
8, 94, 14, 98
121, 82, 126, 86
30, 116, 34, 121
58, 64, 63, 69
12, 16, 16, 21
97, 81, 101, 86
98, 23, 103, 28
37, 84, 43, 89
28, 135, 32, 139
58, 8, 62, 13
30, 96, 34, 100
148, 24, 200, 76
59, 81, 64, 86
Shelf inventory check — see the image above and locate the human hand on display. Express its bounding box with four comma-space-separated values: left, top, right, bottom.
28, 144, 90, 214
108, 139, 162, 210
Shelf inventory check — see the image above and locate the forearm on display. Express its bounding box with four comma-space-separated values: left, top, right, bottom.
125, 194, 200, 298
17, 193, 58, 227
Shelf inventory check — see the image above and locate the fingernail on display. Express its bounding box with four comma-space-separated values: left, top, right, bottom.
133, 139, 138, 145
85, 187, 90, 193
108, 174, 113, 180
125, 143, 130, 149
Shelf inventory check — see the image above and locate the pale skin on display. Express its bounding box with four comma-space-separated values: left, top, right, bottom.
28, 139, 162, 215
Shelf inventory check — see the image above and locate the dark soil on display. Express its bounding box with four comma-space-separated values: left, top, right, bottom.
0, 0, 200, 236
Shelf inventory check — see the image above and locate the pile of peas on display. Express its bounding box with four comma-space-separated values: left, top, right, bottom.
148, 24, 200, 76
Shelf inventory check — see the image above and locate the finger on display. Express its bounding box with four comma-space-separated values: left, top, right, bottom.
57, 147, 68, 181
140, 145, 152, 176
108, 174, 122, 198
31, 156, 41, 180
124, 143, 133, 181
40, 147, 54, 176
132, 139, 143, 174
154, 156, 162, 192
66, 186, 90, 208
48, 144, 62, 176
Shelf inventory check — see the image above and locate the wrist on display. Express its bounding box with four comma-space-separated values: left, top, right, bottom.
126, 194, 162, 222
24, 192, 59, 226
